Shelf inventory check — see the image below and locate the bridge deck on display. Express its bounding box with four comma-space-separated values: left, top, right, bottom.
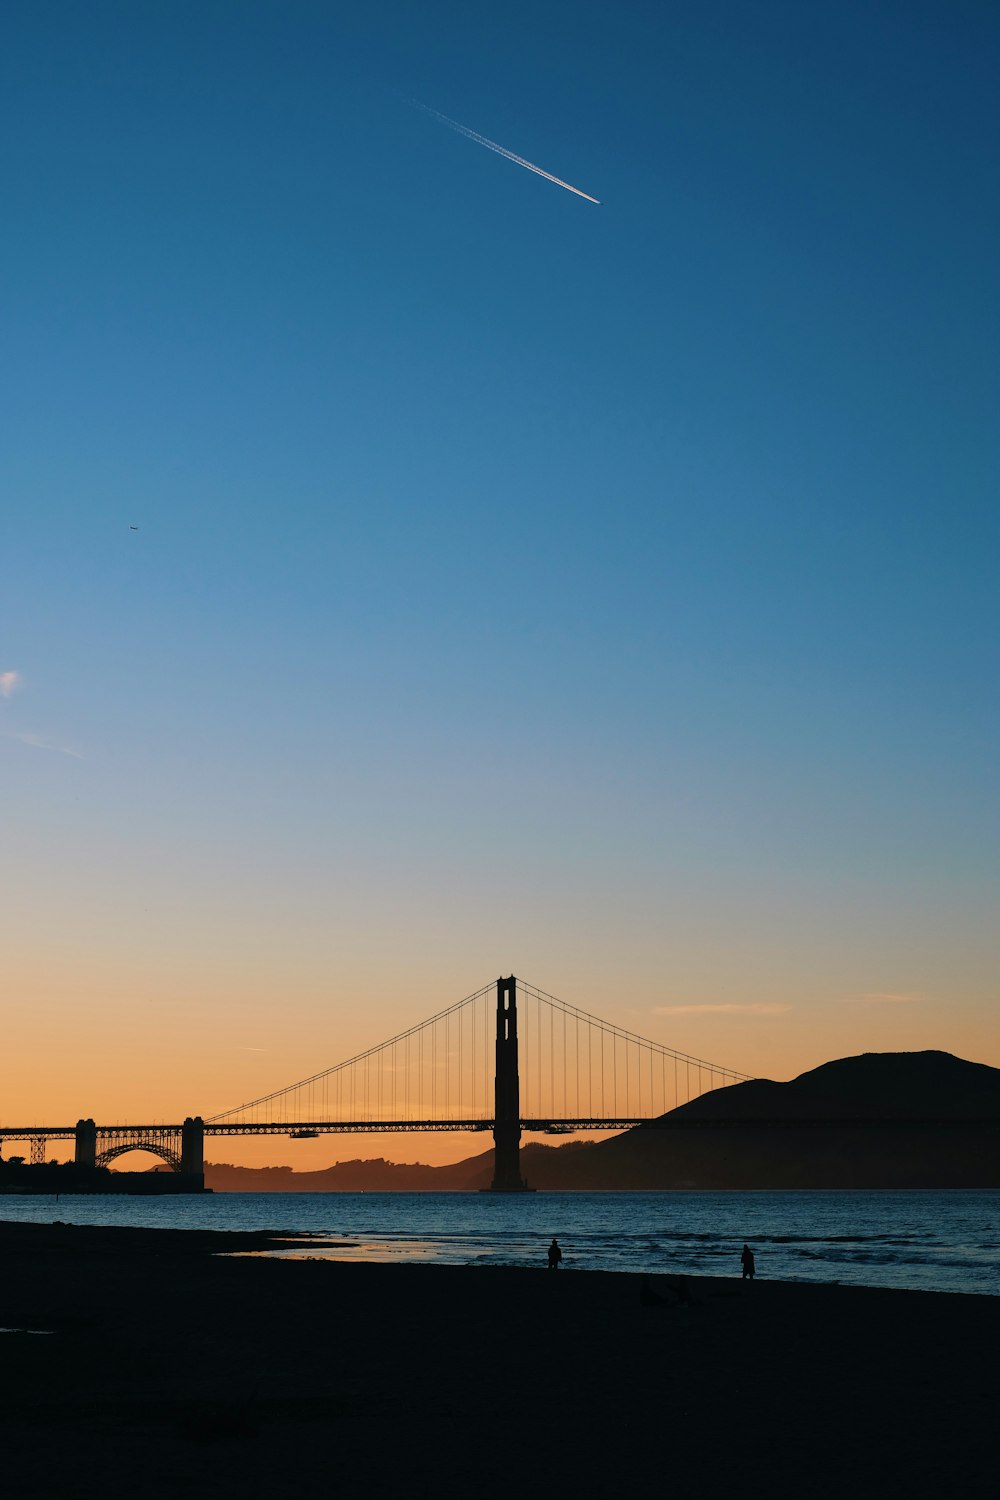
4, 1116, 1000, 1141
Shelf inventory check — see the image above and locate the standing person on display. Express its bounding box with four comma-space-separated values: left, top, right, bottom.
547, 1237, 563, 1271
740, 1243, 756, 1280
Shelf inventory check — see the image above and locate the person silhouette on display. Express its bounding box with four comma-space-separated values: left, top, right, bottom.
547, 1237, 563, 1271
740, 1243, 756, 1280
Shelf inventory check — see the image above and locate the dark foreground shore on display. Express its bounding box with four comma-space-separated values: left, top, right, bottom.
1, 1220, 995, 1499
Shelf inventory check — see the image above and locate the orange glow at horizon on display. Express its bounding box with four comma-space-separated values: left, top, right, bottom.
4, 950, 998, 1170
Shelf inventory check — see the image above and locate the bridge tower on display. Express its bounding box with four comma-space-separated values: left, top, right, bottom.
75, 1118, 97, 1170
489, 975, 529, 1192
181, 1117, 205, 1182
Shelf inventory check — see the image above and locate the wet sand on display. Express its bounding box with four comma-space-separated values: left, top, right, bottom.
1, 1219, 995, 1498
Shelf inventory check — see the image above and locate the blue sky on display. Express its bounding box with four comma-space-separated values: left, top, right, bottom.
2, 2, 998, 1139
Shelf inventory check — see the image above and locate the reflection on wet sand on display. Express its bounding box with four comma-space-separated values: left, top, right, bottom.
223, 1235, 444, 1263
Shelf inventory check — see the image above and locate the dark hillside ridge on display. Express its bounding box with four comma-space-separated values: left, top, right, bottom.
204, 1142, 584, 1192
670, 1050, 1000, 1122
206, 1157, 471, 1192
537, 1050, 1000, 1189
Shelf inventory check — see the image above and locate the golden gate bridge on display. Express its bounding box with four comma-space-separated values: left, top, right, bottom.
0, 976, 750, 1190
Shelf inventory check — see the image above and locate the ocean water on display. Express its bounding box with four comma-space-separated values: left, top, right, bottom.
2, 1190, 998, 1296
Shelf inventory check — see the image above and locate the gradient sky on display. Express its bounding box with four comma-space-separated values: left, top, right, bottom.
2, 1, 998, 1168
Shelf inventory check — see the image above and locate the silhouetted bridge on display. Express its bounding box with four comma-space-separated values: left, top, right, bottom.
1, 976, 752, 1189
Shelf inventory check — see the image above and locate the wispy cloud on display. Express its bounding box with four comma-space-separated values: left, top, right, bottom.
0, 670, 22, 698
1, 729, 84, 759
848, 992, 922, 1005
653, 1003, 790, 1017
237, 1047, 268, 1052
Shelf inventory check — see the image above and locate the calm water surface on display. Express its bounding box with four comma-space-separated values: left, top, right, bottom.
3, 1191, 998, 1296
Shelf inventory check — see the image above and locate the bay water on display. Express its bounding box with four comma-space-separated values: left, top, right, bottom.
3, 1190, 998, 1296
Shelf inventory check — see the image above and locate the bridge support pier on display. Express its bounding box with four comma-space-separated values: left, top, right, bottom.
75, 1118, 97, 1170
487, 975, 530, 1192
181, 1117, 205, 1183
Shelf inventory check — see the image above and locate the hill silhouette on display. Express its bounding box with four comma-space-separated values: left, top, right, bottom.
205, 1051, 1000, 1192
670, 1049, 1000, 1122
205, 1156, 478, 1192
203, 1142, 589, 1192
531, 1050, 1000, 1189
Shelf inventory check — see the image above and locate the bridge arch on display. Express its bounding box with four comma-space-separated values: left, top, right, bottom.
96, 1141, 183, 1173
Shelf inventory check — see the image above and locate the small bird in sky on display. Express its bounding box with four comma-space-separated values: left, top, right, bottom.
129, 525, 139, 531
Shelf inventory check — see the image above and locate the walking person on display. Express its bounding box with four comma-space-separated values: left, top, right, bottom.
547, 1237, 563, 1271
740, 1243, 756, 1280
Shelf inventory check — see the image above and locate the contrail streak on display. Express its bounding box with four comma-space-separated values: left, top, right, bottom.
413, 101, 600, 205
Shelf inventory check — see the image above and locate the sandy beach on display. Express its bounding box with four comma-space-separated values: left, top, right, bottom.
1, 1219, 995, 1499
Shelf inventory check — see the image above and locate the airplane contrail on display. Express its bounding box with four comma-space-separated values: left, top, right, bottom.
413, 101, 600, 205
